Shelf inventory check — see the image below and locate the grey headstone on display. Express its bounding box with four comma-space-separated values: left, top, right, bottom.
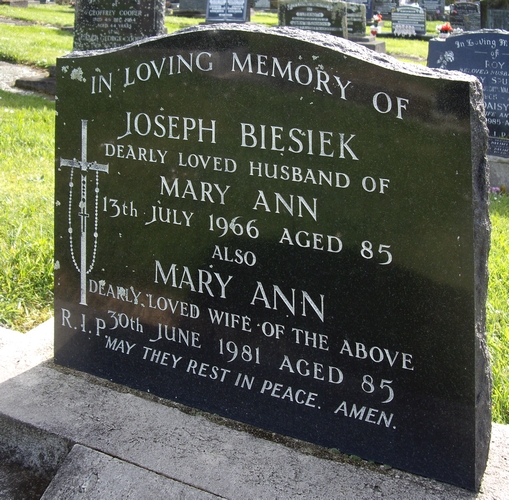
279, 0, 349, 38
347, 2, 366, 38
73, 0, 166, 51
391, 4, 426, 36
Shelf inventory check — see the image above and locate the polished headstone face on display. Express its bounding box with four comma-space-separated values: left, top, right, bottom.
73, 0, 166, 51
428, 30, 509, 157
55, 25, 490, 491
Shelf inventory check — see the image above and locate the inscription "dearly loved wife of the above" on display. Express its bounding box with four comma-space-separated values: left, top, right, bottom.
55, 25, 490, 491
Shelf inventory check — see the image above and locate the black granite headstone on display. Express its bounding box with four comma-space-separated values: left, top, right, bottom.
279, 0, 348, 38
428, 30, 509, 157
73, 0, 166, 51
391, 5, 426, 36
449, 1, 481, 31
55, 24, 491, 491
206, 0, 250, 22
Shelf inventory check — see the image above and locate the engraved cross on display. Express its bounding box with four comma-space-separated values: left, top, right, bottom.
60, 120, 109, 305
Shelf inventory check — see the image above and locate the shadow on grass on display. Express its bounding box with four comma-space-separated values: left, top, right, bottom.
0, 89, 54, 111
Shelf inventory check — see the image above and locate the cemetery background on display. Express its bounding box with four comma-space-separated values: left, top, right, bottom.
1, 1, 508, 425
0, 5, 508, 494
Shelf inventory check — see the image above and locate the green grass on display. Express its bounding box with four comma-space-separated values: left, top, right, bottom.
0, 6, 438, 68
0, 6, 507, 424
487, 193, 509, 424
0, 90, 54, 331
382, 36, 432, 63
0, 3, 75, 27
0, 22, 72, 68
165, 15, 201, 32
251, 11, 278, 25
0, 10, 278, 68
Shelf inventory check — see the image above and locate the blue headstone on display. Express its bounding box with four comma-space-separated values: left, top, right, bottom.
428, 30, 509, 157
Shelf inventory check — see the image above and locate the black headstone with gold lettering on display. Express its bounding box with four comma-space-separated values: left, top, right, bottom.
55, 25, 491, 491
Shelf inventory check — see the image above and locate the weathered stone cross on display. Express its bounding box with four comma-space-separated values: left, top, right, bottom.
60, 120, 109, 306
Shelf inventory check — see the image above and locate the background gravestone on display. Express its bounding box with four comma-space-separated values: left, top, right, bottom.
346, 1, 386, 52
483, 0, 509, 29
373, 0, 396, 18
449, 2, 481, 31
178, 0, 207, 16
350, 0, 373, 20
391, 4, 426, 36
55, 24, 491, 491
347, 2, 366, 38
279, 0, 348, 37
206, 0, 250, 23
419, 0, 445, 20
428, 30, 509, 157
73, 0, 166, 51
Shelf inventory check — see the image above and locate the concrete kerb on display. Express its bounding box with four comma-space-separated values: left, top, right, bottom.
0, 319, 508, 499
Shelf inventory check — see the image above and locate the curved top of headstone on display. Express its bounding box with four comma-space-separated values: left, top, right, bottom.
63, 23, 478, 83
439, 27, 509, 36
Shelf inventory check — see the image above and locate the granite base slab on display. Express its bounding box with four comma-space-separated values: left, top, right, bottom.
0, 320, 507, 499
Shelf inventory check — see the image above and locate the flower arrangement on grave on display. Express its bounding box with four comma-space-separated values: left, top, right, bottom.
370, 13, 382, 36
437, 22, 453, 36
